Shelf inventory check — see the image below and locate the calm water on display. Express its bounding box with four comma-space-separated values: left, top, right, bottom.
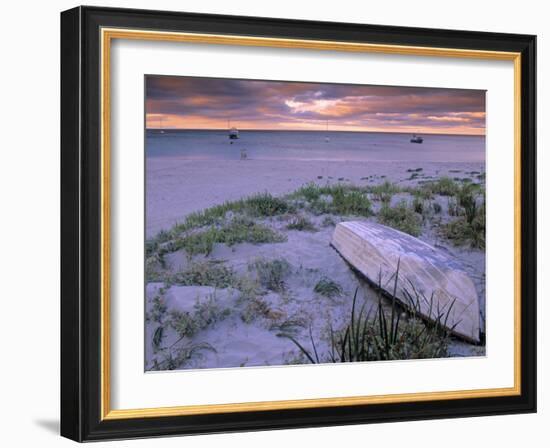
146, 130, 485, 163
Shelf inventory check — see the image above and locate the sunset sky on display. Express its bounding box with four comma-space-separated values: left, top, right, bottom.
145, 76, 486, 135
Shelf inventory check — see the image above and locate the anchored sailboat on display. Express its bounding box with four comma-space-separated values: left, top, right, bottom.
325, 120, 330, 142
410, 133, 423, 144
228, 120, 239, 140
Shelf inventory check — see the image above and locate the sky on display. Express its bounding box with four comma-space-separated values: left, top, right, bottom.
145, 76, 486, 135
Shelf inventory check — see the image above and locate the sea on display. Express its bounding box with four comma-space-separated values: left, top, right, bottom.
146, 130, 485, 163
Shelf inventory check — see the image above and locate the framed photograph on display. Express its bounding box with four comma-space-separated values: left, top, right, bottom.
60, 6, 536, 442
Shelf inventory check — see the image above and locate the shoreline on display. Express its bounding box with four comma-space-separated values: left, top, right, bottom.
146, 158, 485, 237
145, 161, 487, 370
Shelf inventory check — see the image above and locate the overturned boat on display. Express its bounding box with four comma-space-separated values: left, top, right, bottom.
331, 221, 480, 343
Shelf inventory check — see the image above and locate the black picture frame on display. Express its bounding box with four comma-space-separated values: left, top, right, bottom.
61, 5, 536, 442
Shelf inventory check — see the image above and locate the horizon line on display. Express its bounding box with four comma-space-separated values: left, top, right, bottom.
145, 128, 485, 137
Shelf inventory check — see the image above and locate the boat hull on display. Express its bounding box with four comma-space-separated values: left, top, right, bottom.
331, 221, 481, 343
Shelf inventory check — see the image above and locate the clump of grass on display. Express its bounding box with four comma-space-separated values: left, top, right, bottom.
286, 215, 318, 232
321, 216, 336, 227
407, 185, 434, 200
378, 201, 422, 236
442, 200, 485, 249
330, 186, 372, 216
240, 296, 271, 323
314, 277, 343, 298
148, 342, 215, 371
412, 196, 424, 214
169, 293, 230, 338
145, 254, 167, 282
292, 182, 325, 202
244, 193, 293, 217
147, 193, 293, 255
146, 286, 168, 324
280, 265, 452, 363
290, 183, 372, 217
456, 183, 483, 224
426, 176, 460, 196
441, 183, 485, 249
447, 197, 461, 216
367, 180, 402, 203
173, 217, 286, 256
253, 258, 292, 293
169, 260, 236, 288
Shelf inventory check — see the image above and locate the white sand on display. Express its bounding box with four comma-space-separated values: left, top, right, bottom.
146, 158, 485, 237
145, 157, 486, 370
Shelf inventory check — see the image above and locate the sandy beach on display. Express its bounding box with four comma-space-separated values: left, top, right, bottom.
146, 158, 485, 237
145, 156, 486, 370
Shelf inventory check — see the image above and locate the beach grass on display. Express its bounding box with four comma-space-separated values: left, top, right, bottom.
367, 180, 402, 203
441, 183, 486, 249
314, 277, 343, 298
280, 272, 451, 363
253, 258, 292, 293
289, 183, 372, 217
286, 215, 318, 232
377, 201, 422, 236
169, 260, 237, 288
170, 217, 286, 256
169, 293, 231, 338
442, 217, 485, 249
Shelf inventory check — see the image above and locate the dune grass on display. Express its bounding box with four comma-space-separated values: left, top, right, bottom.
290, 183, 372, 217
169, 293, 231, 339
170, 217, 286, 256
441, 183, 486, 249
366, 180, 402, 203
253, 258, 292, 293
314, 277, 343, 298
168, 260, 237, 288
146, 193, 294, 257
279, 265, 452, 363
286, 215, 318, 232
377, 201, 422, 236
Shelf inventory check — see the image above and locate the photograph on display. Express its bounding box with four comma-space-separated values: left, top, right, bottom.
144, 76, 487, 371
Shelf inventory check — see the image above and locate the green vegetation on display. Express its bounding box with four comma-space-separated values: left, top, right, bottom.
280, 266, 452, 363
286, 215, 318, 232
253, 258, 292, 293
330, 187, 372, 215
146, 193, 293, 258
412, 196, 425, 214
321, 216, 336, 227
169, 293, 231, 338
367, 180, 402, 203
378, 201, 422, 236
290, 183, 372, 216
171, 217, 286, 256
169, 261, 236, 288
149, 342, 215, 371
314, 277, 343, 298
425, 176, 460, 196
240, 296, 271, 323
146, 286, 168, 324
441, 183, 485, 249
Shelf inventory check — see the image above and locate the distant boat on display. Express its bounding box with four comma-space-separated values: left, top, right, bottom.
325, 120, 330, 142
410, 134, 423, 144
158, 116, 165, 134
228, 120, 239, 140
